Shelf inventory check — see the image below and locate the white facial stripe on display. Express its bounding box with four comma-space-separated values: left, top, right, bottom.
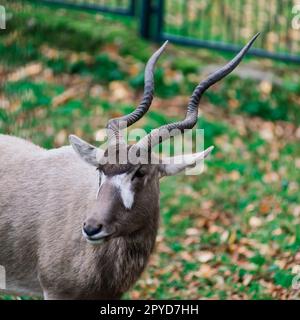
99, 172, 107, 187
111, 173, 135, 209
96, 172, 106, 199
98, 172, 135, 209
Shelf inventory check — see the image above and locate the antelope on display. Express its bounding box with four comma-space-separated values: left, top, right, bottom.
0, 34, 259, 300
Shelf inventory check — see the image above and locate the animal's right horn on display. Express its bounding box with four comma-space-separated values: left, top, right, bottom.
105, 41, 168, 146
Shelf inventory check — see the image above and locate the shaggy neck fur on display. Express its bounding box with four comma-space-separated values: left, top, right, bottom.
89, 224, 159, 299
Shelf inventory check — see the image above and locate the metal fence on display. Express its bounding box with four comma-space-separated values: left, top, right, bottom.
38, 0, 300, 63
158, 0, 300, 63
39, 0, 136, 16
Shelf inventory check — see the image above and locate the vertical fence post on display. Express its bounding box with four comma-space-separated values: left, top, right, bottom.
139, 0, 164, 42
129, 0, 136, 16
0, 5, 6, 30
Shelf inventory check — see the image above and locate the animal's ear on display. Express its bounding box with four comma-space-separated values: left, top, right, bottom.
69, 135, 104, 167
159, 146, 214, 178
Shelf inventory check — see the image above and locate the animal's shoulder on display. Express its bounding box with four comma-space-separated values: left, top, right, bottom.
0, 134, 94, 175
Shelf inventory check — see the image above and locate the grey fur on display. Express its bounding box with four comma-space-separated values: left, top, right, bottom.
0, 134, 160, 299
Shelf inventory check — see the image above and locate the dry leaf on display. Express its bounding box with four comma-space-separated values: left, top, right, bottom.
196, 251, 215, 263
249, 216, 262, 228
7, 63, 43, 81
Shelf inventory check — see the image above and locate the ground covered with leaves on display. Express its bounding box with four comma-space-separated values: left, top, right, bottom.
0, 1, 300, 300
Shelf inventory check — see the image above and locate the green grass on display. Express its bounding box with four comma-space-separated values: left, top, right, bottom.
1, 0, 300, 300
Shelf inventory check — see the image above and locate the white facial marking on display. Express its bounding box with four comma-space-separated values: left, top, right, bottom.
96, 172, 106, 199
97, 172, 135, 209
99, 172, 107, 187
111, 173, 134, 209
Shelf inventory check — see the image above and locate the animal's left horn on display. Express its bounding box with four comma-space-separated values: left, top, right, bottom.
133, 33, 260, 151
106, 41, 168, 145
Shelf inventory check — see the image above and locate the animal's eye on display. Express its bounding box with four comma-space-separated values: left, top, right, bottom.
132, 167, 146, 180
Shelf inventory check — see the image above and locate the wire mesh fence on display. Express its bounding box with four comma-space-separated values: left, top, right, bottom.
40, 0, 136, 15
161, 0, 300, 62
36, 0, 300, 63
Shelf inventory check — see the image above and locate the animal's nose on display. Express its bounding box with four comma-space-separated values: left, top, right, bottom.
83, 223, 103, 237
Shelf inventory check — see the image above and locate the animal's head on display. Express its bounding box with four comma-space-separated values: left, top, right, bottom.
69, 35, 259, 244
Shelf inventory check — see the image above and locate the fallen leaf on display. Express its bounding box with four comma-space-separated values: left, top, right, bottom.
196, 251, 215, 263
249, 216, 263, 228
